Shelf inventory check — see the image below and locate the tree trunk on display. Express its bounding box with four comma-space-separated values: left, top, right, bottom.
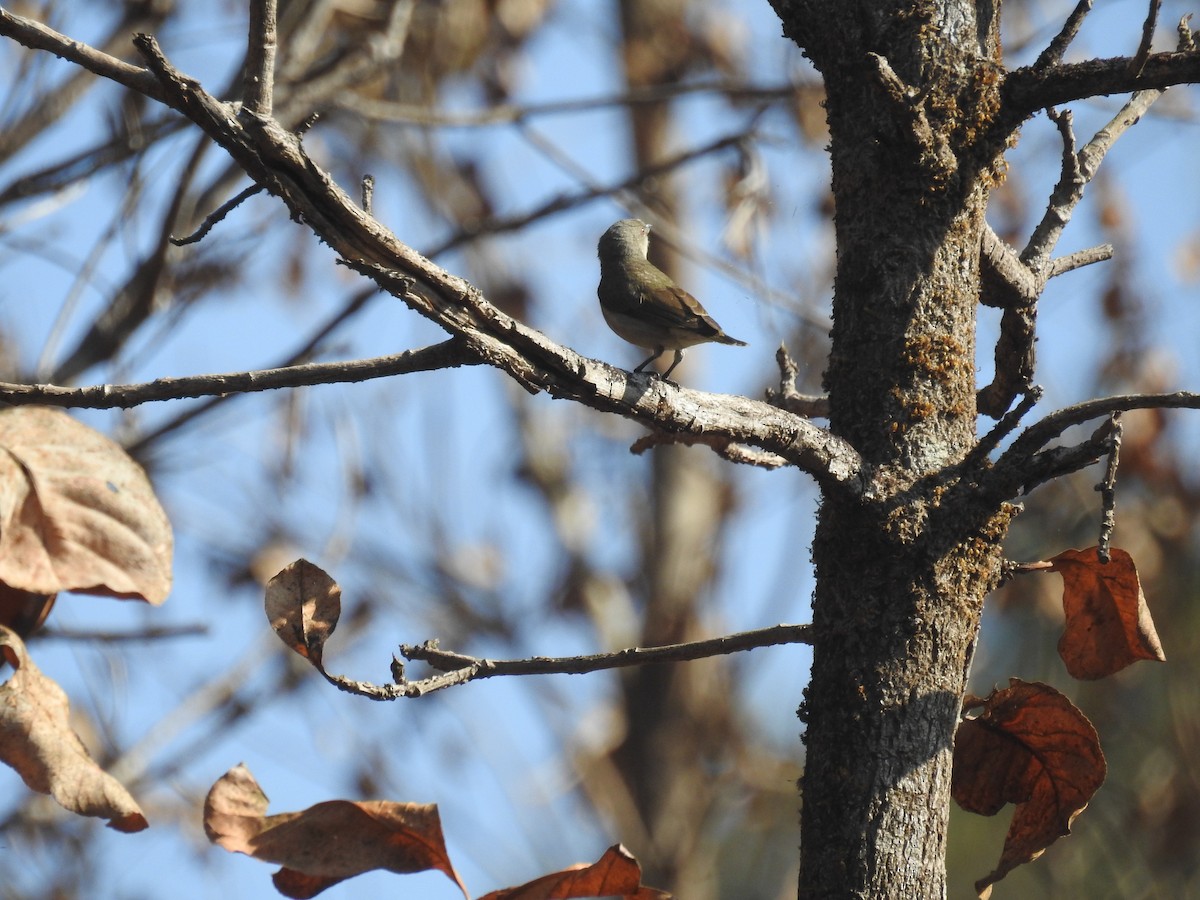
771, 2, 1012, 896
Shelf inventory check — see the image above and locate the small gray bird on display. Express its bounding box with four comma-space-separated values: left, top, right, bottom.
596, 218, 746, 381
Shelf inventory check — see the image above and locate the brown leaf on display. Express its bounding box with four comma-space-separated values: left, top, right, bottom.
0, 406, 172, 604
203, 764, 468, 899
477, 845, 670, 900
0, 583, 56, 636
952, 680, 1106, 896
264, 559, 340, 669
0, 626, 148, 831
1050, 547, 1166, 679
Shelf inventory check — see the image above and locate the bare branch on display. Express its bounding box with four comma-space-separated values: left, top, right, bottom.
766, 344, 830, 418
0, 24, 864, 489
0, 341, 477, 410
1095, 413, 1122, 562
0, 8, 166, 103
979, 224, 1039, 309
1047, 244, 1114, 277
1015, 421, 1114, 495
0, 4, 172, 161
979, 88, 1163, 417
631, 432, 790, 469
276, 1, 415, 123
339, 80, 799, 128
976, 293, 1037, 418
242, 0, 278, 118
426, 130, 752, 258
1130, 0, 1163, 76
988, 392, 1200, 497
169, 184, 263, 246
1075, 87, 1163, 181
1022, 107, 1084, 273
37, 624, 208, 643
361, 174, 374, 214
127, 285, 379, 453
1003, 50, 1200, 120
967, 386, 1043, 468
320, 624, 814, 701
1034, 0, 1094, 71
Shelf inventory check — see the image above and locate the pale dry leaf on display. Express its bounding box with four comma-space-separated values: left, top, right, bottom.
264, 559, 341, 669
0, 626, 148, 831
0, 407, 172, 604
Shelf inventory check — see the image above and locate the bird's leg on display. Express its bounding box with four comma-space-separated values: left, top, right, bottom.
633, 347, 665, 373
660, 349, 685, 381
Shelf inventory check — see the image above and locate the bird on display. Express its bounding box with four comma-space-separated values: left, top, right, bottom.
596, 218, 746, 381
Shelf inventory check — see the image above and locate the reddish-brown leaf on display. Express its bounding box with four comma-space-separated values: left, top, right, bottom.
952, 680, 1106, 896
1050, 547, 1165, 679
0, 626, 148, 831
0, 406, 172, 604
477, 844, 670, 900
264, 559, 340, 669
203, 764, 468, 899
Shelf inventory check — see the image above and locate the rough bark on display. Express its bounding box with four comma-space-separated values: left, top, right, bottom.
772, 2, 1013, 897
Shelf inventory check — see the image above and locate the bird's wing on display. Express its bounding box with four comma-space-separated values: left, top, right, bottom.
637, 283, 725, 337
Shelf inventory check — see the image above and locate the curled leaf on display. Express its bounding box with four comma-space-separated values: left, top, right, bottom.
264, 559, 340, 670
204, 764, 467, 899
0, 406, 172, 604
1050, 547, 1165, 679
0, 626, 148, 831
953, 679, 1105, 896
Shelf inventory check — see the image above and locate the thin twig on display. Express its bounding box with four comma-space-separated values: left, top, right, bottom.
0, 340, 478, 411
124, 286, 381, 452
425, 130, 751, 258
361, 174, 374, 215
766, 344, 830, 418
242, 0, 278, 118
1095, 413, 1123, 562
1007, 560, 1055, 575
630, 432, 790, 468
988, 393, 1200, 497
338, 80, 799, 128
1131, 0, 1163, 76
0, 9, 166, 101
37, 624, 208, 642
1047, 244, 1114, 277
968, 386, 1043, 468
1034, 0, 1094, 70
169, 184, 263, 246
981, 86, 1165, 417
319, 624, 814, 701
1016, 419, 1114, 495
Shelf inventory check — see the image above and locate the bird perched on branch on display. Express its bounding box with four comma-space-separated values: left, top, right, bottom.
596, 218, 746, 381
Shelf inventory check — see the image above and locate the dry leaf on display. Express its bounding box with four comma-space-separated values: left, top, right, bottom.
478, 844, 671, 900
0, 583, 56, 636
1051, 547, 1165, 680
952, 679, 1106, 896
204, 764, 468, 899
264, 559, 341, 669
0, 406, 172, 604
0, 626, 148, 831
